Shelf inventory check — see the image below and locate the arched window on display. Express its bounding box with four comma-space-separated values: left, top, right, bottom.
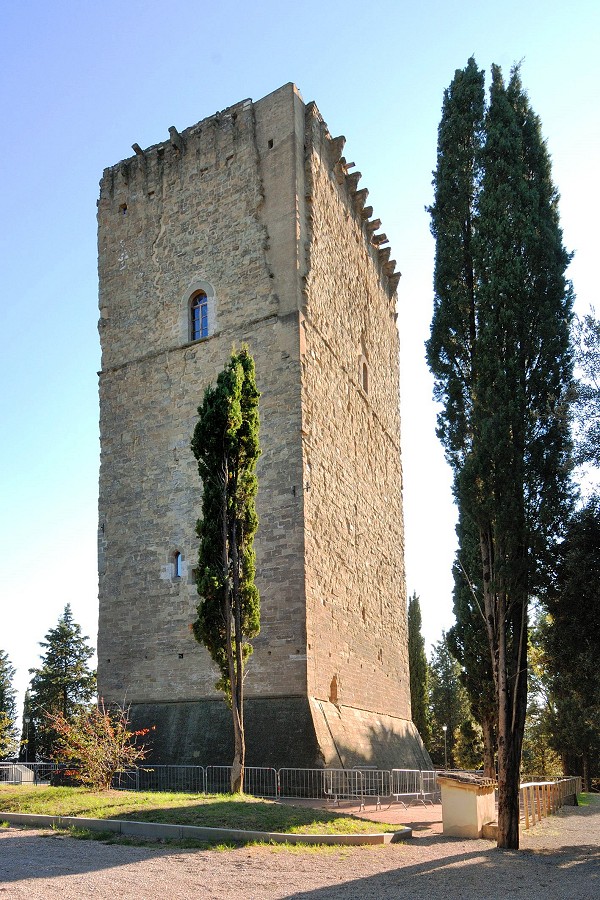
173, 551, 183, 579
190, 292, 209, 341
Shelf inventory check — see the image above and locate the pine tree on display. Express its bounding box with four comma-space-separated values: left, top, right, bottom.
191, 347, 260, 793
407, 593, 431, 747
28, 605, 96, 759
427, 60, 574, 848
0, 650, 17, 760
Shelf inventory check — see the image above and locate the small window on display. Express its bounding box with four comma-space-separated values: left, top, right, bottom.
362, 361, 369, 394
174, 551, 183, 578
190, 292, 209, 341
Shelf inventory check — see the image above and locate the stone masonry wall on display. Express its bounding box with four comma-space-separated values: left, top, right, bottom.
97, 84, 423, 766
97, 88, 308, 706
301, 105, 411, 721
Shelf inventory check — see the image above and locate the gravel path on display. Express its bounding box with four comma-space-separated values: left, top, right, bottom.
1, 797, 598, 899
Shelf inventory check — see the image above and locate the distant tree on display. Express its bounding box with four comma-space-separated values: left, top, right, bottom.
572, 311, 600, 468
427, 58, 574, 847
518, 613, 563, 779
18, 689, 37, 763
191, 347, 261, 794
454, 719, 484, 771
447, 511, 496, 777
49, 701, 152, 790
407, 592, 431, 747
544, 498, 600, 789
0, 650, 18, 760
28, 605, 96, 758
428, 634, 471, 768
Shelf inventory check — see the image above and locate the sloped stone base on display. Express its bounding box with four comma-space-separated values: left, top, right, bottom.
128, 697, 431, 770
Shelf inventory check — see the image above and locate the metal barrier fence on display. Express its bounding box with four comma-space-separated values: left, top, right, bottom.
0, 762, 60, 784
0, 761, 443, 806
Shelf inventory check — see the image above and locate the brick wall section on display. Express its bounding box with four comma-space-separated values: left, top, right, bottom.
301, 106, 410, 721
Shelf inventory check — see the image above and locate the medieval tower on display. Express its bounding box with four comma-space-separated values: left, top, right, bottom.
97, 83, 429, 769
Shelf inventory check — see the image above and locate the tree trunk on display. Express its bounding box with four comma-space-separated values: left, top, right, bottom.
230, 504, 245, 795
482, 714, 496, 779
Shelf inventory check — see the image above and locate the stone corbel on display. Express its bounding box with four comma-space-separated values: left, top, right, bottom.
168, 126, 185, 154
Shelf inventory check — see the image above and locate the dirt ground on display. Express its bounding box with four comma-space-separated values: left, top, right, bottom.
0, 796, 598, 899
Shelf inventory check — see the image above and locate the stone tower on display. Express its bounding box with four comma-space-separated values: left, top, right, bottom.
97, 83, 429, 769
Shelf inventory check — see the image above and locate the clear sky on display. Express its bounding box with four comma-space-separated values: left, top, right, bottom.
1, 0, 598, 714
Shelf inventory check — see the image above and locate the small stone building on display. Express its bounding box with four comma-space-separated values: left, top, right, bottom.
97, 83, 430, 769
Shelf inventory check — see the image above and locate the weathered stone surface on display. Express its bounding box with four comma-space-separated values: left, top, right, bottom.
97, 82, 428, 768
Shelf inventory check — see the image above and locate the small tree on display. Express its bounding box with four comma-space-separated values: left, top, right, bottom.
50, 701, 152, 790
407, 593, 431, 747
18, 689, 37, 762
28, 605, 96, 758
0, 650, 18, 760
191, 347, 260, 793
428, 634, 471, 768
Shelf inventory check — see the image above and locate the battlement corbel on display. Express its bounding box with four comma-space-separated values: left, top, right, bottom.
168, 126, 185, 154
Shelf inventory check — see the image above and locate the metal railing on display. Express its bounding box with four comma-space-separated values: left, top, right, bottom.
0, 762, 60, 785
0, 761, 441, 806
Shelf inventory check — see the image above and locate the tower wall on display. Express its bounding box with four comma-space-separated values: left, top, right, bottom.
97, 83, 430, 769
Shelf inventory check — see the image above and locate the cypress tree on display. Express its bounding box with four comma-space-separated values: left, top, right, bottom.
407, 592, 431, 748
191, 347, 260, 793
427, 60, 574, 848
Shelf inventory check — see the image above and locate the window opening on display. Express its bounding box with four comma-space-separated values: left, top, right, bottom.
190, 292, 209, 341
362, 361, 369, 394
174, 551, 182, 578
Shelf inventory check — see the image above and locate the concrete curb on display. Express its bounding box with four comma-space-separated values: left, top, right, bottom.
0, 812, 412, 845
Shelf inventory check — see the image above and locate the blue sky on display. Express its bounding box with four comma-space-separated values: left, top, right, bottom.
1, 0, 598, 712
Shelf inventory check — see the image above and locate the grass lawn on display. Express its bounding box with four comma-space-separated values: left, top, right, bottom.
0, 785, 398, 835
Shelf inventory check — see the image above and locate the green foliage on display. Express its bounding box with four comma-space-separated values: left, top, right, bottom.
191, 347, 260, 790
427, 57, 574, 847
572, 312, 600, 469
0, 650, 17, 760
191, 347, 260, 697
18, 689, 37, 762
543, 498, 600, 788
49, 701, 152, 790
427, 634, 471, 767
407, 593, 431, 747
447, 511, 496, 774
28, 605, 96, 759
453, 719, 484, 771
520, 618, 563, 779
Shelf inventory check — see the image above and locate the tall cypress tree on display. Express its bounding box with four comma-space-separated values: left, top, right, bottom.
427, 61, 574, 848
191, 347, 260, 793
407, 592, 431, 748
